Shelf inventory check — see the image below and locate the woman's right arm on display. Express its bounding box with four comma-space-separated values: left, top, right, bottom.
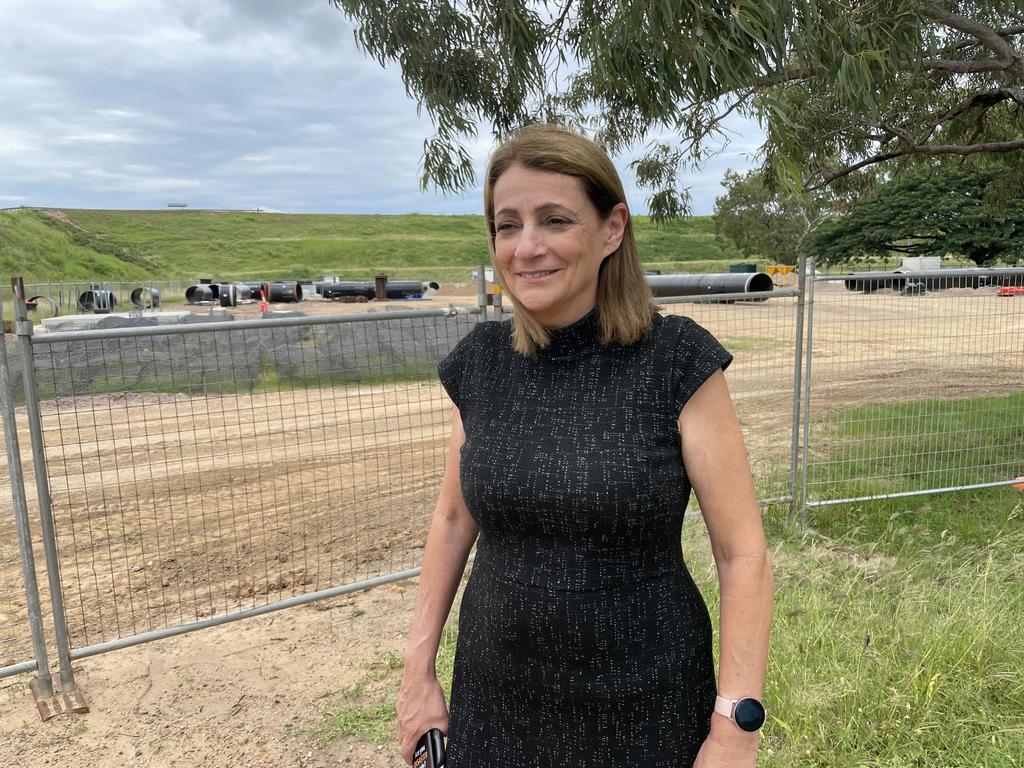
397, 406, 480, 763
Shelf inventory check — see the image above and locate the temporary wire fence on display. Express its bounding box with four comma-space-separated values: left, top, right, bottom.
0, 452, 35, 674
0, 279, 197, 320
31, 309, 479, 657
2, 266, 1022, 692
660, 291, 799, 506
801, 267, 1024, 513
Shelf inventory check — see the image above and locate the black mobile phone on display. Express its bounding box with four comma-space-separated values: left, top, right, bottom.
412, 728, 446, 768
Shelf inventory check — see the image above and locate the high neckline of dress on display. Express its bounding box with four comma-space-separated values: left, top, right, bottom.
537, 306, 600, 361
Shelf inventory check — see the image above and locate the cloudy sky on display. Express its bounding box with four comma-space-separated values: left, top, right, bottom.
0, 0, 763, 215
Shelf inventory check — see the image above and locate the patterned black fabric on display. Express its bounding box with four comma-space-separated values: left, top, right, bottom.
437, 307, 733, 767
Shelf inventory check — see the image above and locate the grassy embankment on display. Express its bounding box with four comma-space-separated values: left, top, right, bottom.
0, 207, 748, 284
310, 394, 1024, 767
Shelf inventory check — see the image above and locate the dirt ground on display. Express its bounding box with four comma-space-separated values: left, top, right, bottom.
0, 578, 429, 767
0, 281, 1020, 765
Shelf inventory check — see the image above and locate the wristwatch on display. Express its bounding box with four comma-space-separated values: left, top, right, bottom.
714, 695, 767, 733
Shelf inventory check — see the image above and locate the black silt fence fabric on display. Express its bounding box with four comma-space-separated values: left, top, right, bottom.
28, 313, 480, 399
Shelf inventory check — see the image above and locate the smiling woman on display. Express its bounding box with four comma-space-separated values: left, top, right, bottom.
490, 164, 626, 329
395, 125, 773, 768
482, 125, 656, 357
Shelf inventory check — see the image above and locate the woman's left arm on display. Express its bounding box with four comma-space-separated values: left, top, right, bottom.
679, 369, 774, 765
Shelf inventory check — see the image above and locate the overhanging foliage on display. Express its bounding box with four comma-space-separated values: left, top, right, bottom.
329, 1, 1024, 219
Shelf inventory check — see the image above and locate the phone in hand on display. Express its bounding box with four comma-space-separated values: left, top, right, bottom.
412, 728, 446, 768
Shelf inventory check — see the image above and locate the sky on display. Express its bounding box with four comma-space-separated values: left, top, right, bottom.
0, 0, 764, 216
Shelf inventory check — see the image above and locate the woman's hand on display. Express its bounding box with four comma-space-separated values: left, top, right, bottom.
396, 667, 449, 765
693, 714, 759, 767
693, 739, 758, 767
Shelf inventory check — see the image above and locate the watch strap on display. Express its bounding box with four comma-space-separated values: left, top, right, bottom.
714, 694, 736, 720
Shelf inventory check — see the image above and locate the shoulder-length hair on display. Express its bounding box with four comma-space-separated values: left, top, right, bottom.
483, 124, 655, 358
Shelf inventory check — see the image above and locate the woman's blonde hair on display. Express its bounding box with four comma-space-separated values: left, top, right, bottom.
483, 124, 656, 357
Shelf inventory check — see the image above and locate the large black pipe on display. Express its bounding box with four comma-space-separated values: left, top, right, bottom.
218, 283, 254, 307
185, 284, 215, 303
27, 295, 57, 315
318, 280, 440, 300
240, 282, 265, 300
644, 272, 774, 299
318, 281, 373, 299
261, 281, 303, 302
843, 271, 987, 293
78, 289, 117, 313
130, 287, 161, 309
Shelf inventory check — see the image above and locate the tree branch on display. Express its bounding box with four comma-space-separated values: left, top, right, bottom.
807, 138, 1024, 190
550, 0, 574, 33
751, 66, 827, 87
924, 87, 1024, 133
921, 57, 1018, 74
921, 6, 1024, 76
945, 25, 1024, 54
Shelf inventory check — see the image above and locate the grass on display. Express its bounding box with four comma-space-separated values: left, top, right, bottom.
717, 334, 789, 351
310, 642, 455, 747
760, 489, 1024, 766
306, 394, 1024, 765
0, 208, 752, 283
809, 391, 1024, 499
1, 207, 1011, 286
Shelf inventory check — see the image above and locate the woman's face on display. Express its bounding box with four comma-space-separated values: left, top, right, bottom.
491, 163, 626, 328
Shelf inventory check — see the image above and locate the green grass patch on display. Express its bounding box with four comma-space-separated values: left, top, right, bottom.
750, 491, 1024, 766
2, 208, 760, 283
311, 626, 459, 747
810, 391, 1024, 499
718, 335, 789, 352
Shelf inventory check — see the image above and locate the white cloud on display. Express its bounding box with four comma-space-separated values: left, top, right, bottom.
0, 0, 765, 214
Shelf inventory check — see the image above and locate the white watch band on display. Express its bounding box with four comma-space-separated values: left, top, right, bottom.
714, 694, 736, 720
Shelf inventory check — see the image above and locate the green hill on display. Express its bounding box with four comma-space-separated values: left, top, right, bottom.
0, 207, 747, 283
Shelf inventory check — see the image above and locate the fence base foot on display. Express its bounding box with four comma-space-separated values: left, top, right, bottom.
29, 678, 89, 721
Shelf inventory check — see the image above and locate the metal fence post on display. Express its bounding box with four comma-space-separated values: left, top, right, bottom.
477, 263, 488, 322
799, 257, 818, 527
493, 286, 503, 322
788, 250, 809, 520
0, 293, 54, 697
10, 278, 78, 694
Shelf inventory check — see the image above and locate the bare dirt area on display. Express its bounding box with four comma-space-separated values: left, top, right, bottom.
0, 285, 1020, 765
0, 579, 427, 768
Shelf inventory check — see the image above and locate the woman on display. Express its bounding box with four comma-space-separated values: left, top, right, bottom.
397, 124, 773, 767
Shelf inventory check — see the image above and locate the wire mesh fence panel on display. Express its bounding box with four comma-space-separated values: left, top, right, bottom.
0, 454, 35, 676
804, 270, 1024, 507
659, 294, 798, 506
30, 310, 478, 650
0, 344, 39, 678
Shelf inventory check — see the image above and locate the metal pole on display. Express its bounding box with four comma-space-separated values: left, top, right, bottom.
787, 251, 809, 521
476, 264, 488, 322
0, 293, 54, 697
10, 278, 76, 693
493, 286, 503, 322
799, 257, 818, 527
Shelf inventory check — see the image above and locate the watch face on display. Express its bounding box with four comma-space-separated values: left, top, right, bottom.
734, 698, 766, 732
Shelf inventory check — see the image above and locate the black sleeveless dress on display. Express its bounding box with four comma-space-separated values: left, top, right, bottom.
437, 308, 733, 767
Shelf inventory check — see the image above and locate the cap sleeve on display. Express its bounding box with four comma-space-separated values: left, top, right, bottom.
670, 316, 733, 415
437, 324, 480, 410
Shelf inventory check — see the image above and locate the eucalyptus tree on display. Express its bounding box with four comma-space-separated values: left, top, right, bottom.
329, 1, 1024, 218
713, 169, 844, 265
